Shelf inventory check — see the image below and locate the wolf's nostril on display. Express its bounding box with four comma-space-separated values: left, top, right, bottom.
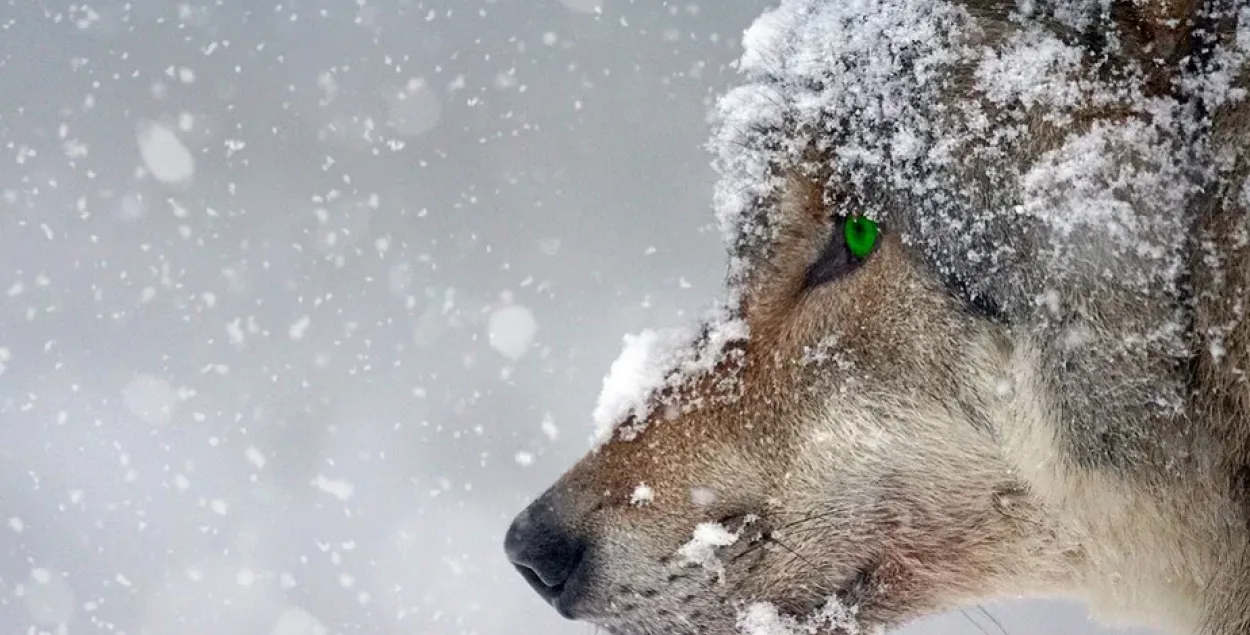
504, 499, 586, 606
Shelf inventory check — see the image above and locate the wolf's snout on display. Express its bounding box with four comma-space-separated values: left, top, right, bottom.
504, 495, 586, 615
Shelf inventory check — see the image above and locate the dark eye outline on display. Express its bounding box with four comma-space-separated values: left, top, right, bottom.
801, 214, 882, 289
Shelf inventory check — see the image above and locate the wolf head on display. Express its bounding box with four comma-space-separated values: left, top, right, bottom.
505, 0, 1234, 632
504, 165, 1073, 634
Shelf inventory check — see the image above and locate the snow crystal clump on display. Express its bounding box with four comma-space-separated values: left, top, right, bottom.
974, 29, 1084, 110
737, 596, 867, 635
592, 308, 747, 442
630, 483, 654, 506
593, 327, 691, 437
1021, 120, 1190, 241
137, 122, 195, 184
1181, 3, 1249, 108
737, 602, 798, 635
676, 521, 740, 582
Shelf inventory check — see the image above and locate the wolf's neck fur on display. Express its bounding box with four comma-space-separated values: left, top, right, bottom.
991, 332, 1250, 635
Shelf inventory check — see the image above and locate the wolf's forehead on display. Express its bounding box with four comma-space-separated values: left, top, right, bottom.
709, 0, 980, 277
711, 0, 1199, 319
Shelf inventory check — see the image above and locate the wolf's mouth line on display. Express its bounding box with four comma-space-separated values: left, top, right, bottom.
514, 563, 566, 599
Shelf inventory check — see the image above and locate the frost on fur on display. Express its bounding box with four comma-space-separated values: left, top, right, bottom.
592, 304, 747, 442
707, 0, 1228, 369
736, 596, 870, 635
712, 0, 978, 284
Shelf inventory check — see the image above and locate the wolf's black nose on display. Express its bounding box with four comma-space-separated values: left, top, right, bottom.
504, 496, 585, 610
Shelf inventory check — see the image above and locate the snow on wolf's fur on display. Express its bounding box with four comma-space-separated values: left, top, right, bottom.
590, 0, 1248, 630
593, 303, 746, 442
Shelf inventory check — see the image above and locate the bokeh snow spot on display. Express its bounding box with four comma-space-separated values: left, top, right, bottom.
122, 373, 177, 425
691, 486, 718, 507
245, 446, 266, 470
314, 475, 355, 501
288, 316, 311, 340
23, 568, 76, 626
554, 0, 603, 14
137, 122, 195, 184
412, 303, 446, 347
386, 77, 441, 137
139, 558, 280, 635
270, 606, 328, 635
488, 304, 537, 361
540, 413, 560, 440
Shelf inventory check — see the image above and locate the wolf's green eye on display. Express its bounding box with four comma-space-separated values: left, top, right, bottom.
844, 215, 879, 259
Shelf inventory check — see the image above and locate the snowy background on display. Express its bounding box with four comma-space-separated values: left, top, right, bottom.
0, 1, 1153, 634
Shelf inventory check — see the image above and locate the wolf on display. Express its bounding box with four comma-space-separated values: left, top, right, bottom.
505, 0, 1250, 634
